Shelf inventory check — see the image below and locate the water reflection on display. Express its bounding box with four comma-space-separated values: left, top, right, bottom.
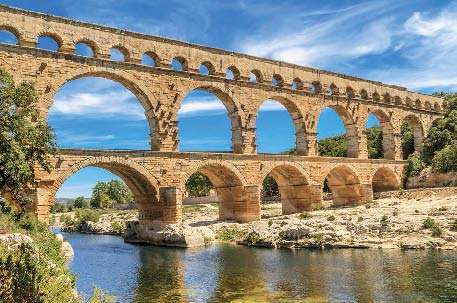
61, 231, 457, 303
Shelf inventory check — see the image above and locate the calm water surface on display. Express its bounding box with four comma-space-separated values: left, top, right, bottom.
59, 230, 457, 303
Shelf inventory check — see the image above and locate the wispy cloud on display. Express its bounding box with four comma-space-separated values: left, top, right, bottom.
52, 90, 145, 119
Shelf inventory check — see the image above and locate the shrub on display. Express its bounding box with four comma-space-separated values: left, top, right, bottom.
299, 212, 311, 219
75, 209, 100, 224
432, 144, 457, 173
327, 215, 336, 222
357, 217, 364, 222
449, 219, 457, 232
423, 217, 437, 229
245, 232, 261, 245
215, 227, 242, 242
268, 220, 273, 227
393, 210, 399, 216
111, 222, 125, 234
431, 225, 442, 237
403, 152, 426, 181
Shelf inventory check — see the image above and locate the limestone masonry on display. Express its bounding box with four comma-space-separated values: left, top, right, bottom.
0, 5, 445, 225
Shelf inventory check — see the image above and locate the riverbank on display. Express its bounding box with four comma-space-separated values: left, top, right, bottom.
57, 190, 457, 250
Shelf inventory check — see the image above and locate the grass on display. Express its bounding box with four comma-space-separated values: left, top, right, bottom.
423, 217, 437, 229
299, 212, 311, 219
183, 204, 207, 213
215, 227, 243, 242
450, 219, 457, 232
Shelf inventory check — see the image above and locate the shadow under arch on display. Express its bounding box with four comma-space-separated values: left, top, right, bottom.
254, 96, 307, 155
372, 167, 400, 193
324, 165, 366, 207
262, 163, 321, 214
40, 67, 161, 150
176, 85, 245, 153
50, 156, 160, 222
181, 160, 258, 223
368, 108, 396, 159
319, 104, 359, 158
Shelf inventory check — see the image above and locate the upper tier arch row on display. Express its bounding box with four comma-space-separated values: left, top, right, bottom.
0, 4, 444, 111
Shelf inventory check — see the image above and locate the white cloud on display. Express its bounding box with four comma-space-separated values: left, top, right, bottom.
52, 90, 145, 119
259, 100, 287, 111
178, 98, 226, 115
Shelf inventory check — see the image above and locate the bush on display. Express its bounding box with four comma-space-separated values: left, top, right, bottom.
110, 222, 125, 235
299, 212, 311, 220
75, 209, 100, 224
449, 219, 457, 232
423, 217, 437, 229
432, 144, 457, 173
327, 215, 336, 221
357, 217, 364, 222
215, 227, 242, 242
403, 152, 426, 182
431, 225, 442, 237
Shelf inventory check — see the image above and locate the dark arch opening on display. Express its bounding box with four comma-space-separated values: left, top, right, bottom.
226, 66, 240, 80
317, 106, 358, 158
272, 74, 284, 87
292, 78, 303, 90
372, 167, 400, 193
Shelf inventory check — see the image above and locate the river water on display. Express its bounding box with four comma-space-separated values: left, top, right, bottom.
59, 231, 457, 303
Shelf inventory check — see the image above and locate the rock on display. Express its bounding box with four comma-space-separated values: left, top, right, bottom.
0, 233, 34, 248
61, 241, 74, 261
55, 233, 64, 242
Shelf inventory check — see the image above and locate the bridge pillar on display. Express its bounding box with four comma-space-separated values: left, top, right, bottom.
281, 184, 322, 214
357, 124, 369, 159
393, 133, 403, 160
305, 132, 318, 156
24, 187, 52, 224
218, 185, 260, 222
138, 186, 182, 226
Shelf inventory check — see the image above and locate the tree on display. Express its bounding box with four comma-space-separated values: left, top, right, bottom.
262, 175, 279, 197
367, 125, 384, 159
185, 172, 213, 197
401, 122, 415, 160
90, 180, 133, 208
0, 69, 57, 210
73, 196, 89, 209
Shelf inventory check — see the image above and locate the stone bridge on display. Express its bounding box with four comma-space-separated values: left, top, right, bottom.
0, 5, 445, 224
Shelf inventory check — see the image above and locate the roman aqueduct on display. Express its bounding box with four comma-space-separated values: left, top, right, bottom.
0, 5, 445, 224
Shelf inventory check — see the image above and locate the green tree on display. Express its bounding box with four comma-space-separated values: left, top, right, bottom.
106, 180, 133, 204
90, 182, 111, 208
262, 175, 279, 197
401, 122, 415, 160
185, 172, 213, 197
318, 134, 347, 157
367, 125, 384, 159
0, 69, 57, 210
73, 196, 89, 209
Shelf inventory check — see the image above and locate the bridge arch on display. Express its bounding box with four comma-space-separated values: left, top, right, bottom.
49, 156, 160, 221
323, 165, 365, 206
254, 96, 307, 155
181, 160, 258, 222
367, 108, 396, 159
261, 162, 321, 214
0, 25, 21, 45
402, 114, 425, 157
39, 67, 160, 150
372, 167, 400, 193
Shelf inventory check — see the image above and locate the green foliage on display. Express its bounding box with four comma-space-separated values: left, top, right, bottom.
74, 196, 89, 209
431, 225, 442, 237
449, 219, 457, 232
432, 144, 457, 173
357, 216, 364, 222
90, 180, 133, 208
367, 125, 384, 159
401, 122, 415, 160
215, 227, 243, 242
327, 215, 336, 221
0, 69, 57, 209
318, 134, 347, 157
87, 287, 116, 303
75, 209, 100, 223
262, 174, 279, 197
299, 212, 311, 219
403, 152, 426, 181
110, 222, 125, 235
185, 172, 213, 197
423, 217, 437, 229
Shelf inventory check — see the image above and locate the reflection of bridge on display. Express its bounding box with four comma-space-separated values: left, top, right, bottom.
0, 5, 444, 224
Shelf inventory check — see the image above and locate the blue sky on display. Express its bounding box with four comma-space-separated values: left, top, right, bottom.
1, 0, 456, 198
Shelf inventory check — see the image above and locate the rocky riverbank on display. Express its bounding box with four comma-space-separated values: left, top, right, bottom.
59, 191, 457, 250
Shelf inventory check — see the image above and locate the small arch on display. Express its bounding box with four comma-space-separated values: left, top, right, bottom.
324, 165, 365, 207
383, 93, 392, 103
360, 89, 369, 100
142, 51, 159, 67
110, 45, 130, 62
172, 57, 188, 71
226, 66, 241, 80
405, 97, 414, 107
415, 99, 422, 109
75, 42, 94, 57
394, 96, 402, 105
311, 81, 322, 94
372, 92, 381, 102
424, 101, 432, 110
372, 167, 400, 193
249, 69, 263, 83
367, 109, 395, 159
200, 61, 215, 75
37, 33, 62, 52
442, 101, 448, 111
292, 78, 303, 90
346, 86, 355, 98
272, 74, 284, 87
328, 83, 339, 96
434, 102, 441, 111
0, 26, 20, 45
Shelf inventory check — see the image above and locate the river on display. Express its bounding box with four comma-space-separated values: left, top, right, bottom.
58, 230, 457, 303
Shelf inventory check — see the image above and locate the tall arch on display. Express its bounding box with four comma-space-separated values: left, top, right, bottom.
372, 167, 400, 193
49, 156, 161, 222
255, 96, 307, 155
318, 105, 359, 158
403, 114, 424, 157
176, 85, 244, 153
324, 165, 366, 206
262, 163, 321, 214
181, 160, 258, 222
368, 109, 395, 159
39, 67, 160, 150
